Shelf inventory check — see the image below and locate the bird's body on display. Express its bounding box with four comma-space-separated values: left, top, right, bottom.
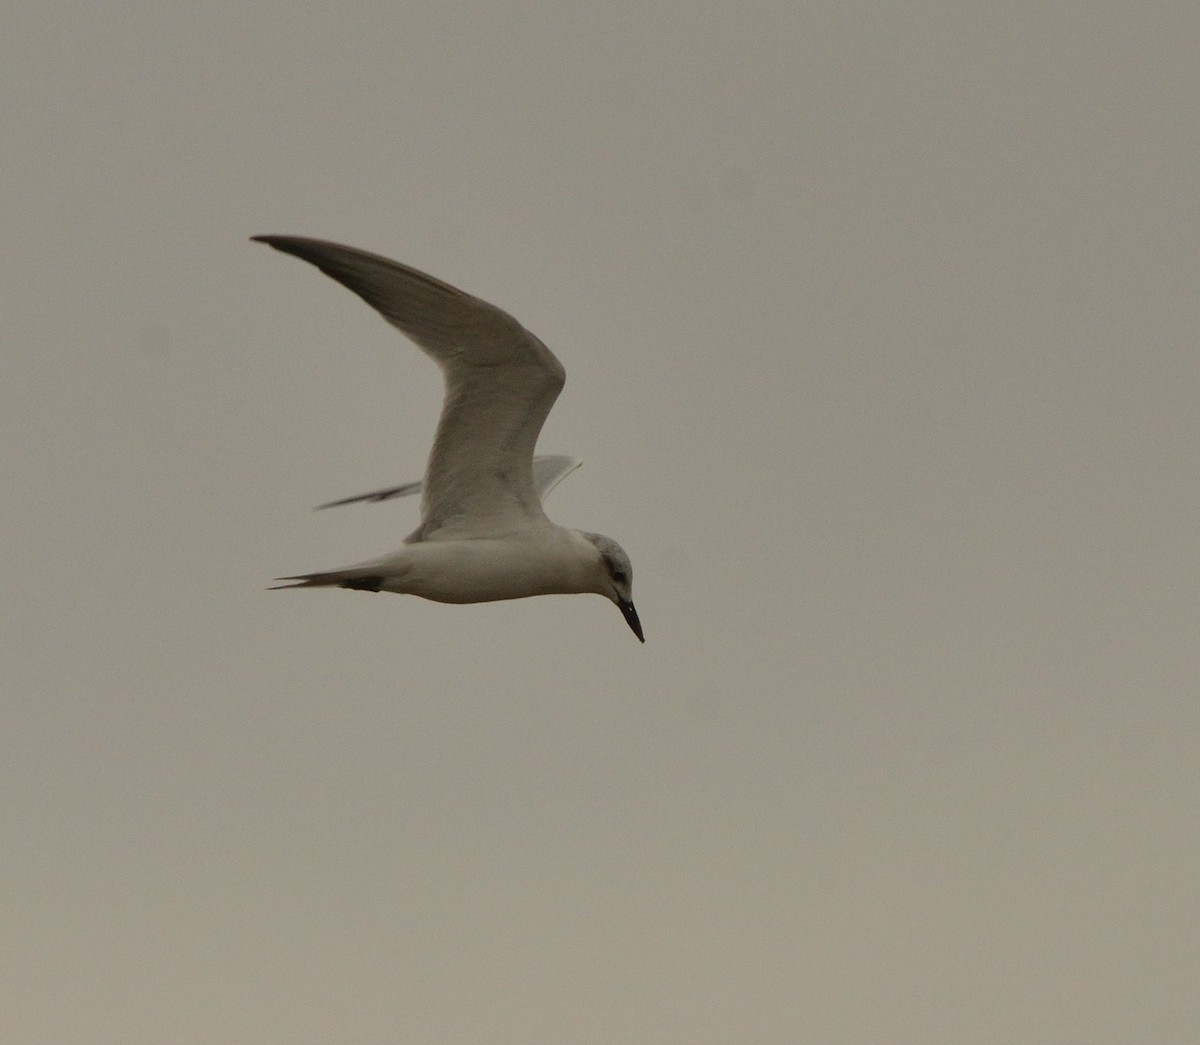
255, 235, 643, 641
282, 524, 600, 603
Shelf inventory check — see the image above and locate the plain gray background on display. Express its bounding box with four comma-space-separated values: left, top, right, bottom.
5, 3, 1198, 1042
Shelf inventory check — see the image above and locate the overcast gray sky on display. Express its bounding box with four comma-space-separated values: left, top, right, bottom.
4, 3, 1199, 1042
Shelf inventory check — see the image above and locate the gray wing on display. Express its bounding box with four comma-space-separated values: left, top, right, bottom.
315, 454, 582, 510
254, 236, 566, 539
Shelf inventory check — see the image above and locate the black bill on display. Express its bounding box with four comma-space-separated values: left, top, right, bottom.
618, 597, 644, 643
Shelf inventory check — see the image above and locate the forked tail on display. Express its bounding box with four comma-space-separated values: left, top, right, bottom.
269, 567, 387, 592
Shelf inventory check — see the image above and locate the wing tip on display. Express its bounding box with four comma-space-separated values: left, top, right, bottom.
251, 234, 295, 251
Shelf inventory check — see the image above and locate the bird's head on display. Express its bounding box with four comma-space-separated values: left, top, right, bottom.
579, 532, 643, 643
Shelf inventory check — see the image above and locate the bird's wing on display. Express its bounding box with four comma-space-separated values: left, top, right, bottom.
315, 454, 582, 511
254, 236, 565, 539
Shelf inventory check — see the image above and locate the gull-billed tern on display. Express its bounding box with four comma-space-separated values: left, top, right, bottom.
255, 236, 643, 642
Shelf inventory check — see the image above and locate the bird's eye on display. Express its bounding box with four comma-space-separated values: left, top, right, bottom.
612, 570, 626, 583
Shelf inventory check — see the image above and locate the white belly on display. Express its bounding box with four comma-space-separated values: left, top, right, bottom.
379, 529, 594, 604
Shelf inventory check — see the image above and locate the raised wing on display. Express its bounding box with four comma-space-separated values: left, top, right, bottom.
254, 236, 566, 539
316, 454, 582, 510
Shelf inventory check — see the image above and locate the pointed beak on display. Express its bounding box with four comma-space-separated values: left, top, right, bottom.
617, 597, 645, 643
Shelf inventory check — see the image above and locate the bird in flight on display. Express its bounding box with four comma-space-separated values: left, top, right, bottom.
255, 236, 643, 642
